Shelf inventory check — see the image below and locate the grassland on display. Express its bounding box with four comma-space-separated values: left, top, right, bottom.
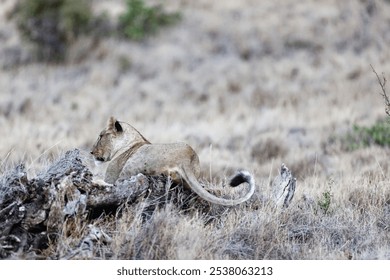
1, 0, 390, 259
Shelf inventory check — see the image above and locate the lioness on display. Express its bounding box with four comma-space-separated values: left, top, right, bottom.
90, 117, 255, 206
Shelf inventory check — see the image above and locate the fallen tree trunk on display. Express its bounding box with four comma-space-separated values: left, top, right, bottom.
0, 149, 151, 259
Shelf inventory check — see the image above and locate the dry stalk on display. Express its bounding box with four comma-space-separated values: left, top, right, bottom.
371, 64, 390, 116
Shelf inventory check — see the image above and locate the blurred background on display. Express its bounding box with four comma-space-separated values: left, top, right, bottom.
1, 0, 390, 184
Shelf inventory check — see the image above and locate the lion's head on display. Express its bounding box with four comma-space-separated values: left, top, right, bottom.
90, 117, 125, 164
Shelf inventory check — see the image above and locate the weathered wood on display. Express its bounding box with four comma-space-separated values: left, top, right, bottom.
0, 149, 151, 259
272, 163, 297, 208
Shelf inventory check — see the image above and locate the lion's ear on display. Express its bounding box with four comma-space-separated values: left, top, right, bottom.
107, 116, 117, 129
114, 120, 123, 133
108, 116, 123, 133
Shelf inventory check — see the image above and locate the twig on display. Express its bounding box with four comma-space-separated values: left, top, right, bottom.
26, 139, 63, 171
0, 148, 14, 171
371, 64, 390, 116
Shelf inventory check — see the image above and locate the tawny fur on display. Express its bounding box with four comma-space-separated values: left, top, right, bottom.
90, 117, 255, 206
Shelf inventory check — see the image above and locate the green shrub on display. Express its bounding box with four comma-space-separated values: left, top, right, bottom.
118, 0, 181, 40
318, 189, 332, 214
354, 119, 390, 147
348, 119, 390, 150
16, 0, 92, 61
15, 0, 181, 61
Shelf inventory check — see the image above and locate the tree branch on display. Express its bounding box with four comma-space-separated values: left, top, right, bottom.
371, 64, 390, 116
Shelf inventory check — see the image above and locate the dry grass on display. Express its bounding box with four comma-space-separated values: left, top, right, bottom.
1, 0, 390, 259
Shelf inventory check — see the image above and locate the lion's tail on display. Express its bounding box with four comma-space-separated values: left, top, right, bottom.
178, 168, 255, 206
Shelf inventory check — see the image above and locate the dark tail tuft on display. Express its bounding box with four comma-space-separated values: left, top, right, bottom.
229, 170, 253, 187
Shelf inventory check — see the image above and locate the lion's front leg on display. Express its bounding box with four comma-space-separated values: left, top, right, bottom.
92, 178, 114, 187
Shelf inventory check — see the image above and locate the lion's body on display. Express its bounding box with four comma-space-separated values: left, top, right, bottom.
91, 117, 255, 206
106, 142, 200, 185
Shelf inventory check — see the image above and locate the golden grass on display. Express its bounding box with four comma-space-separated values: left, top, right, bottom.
1, 0, 390, 259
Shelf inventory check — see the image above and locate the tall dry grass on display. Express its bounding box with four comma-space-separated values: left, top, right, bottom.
1, 0, 390, 259
32, 171, 389, 260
